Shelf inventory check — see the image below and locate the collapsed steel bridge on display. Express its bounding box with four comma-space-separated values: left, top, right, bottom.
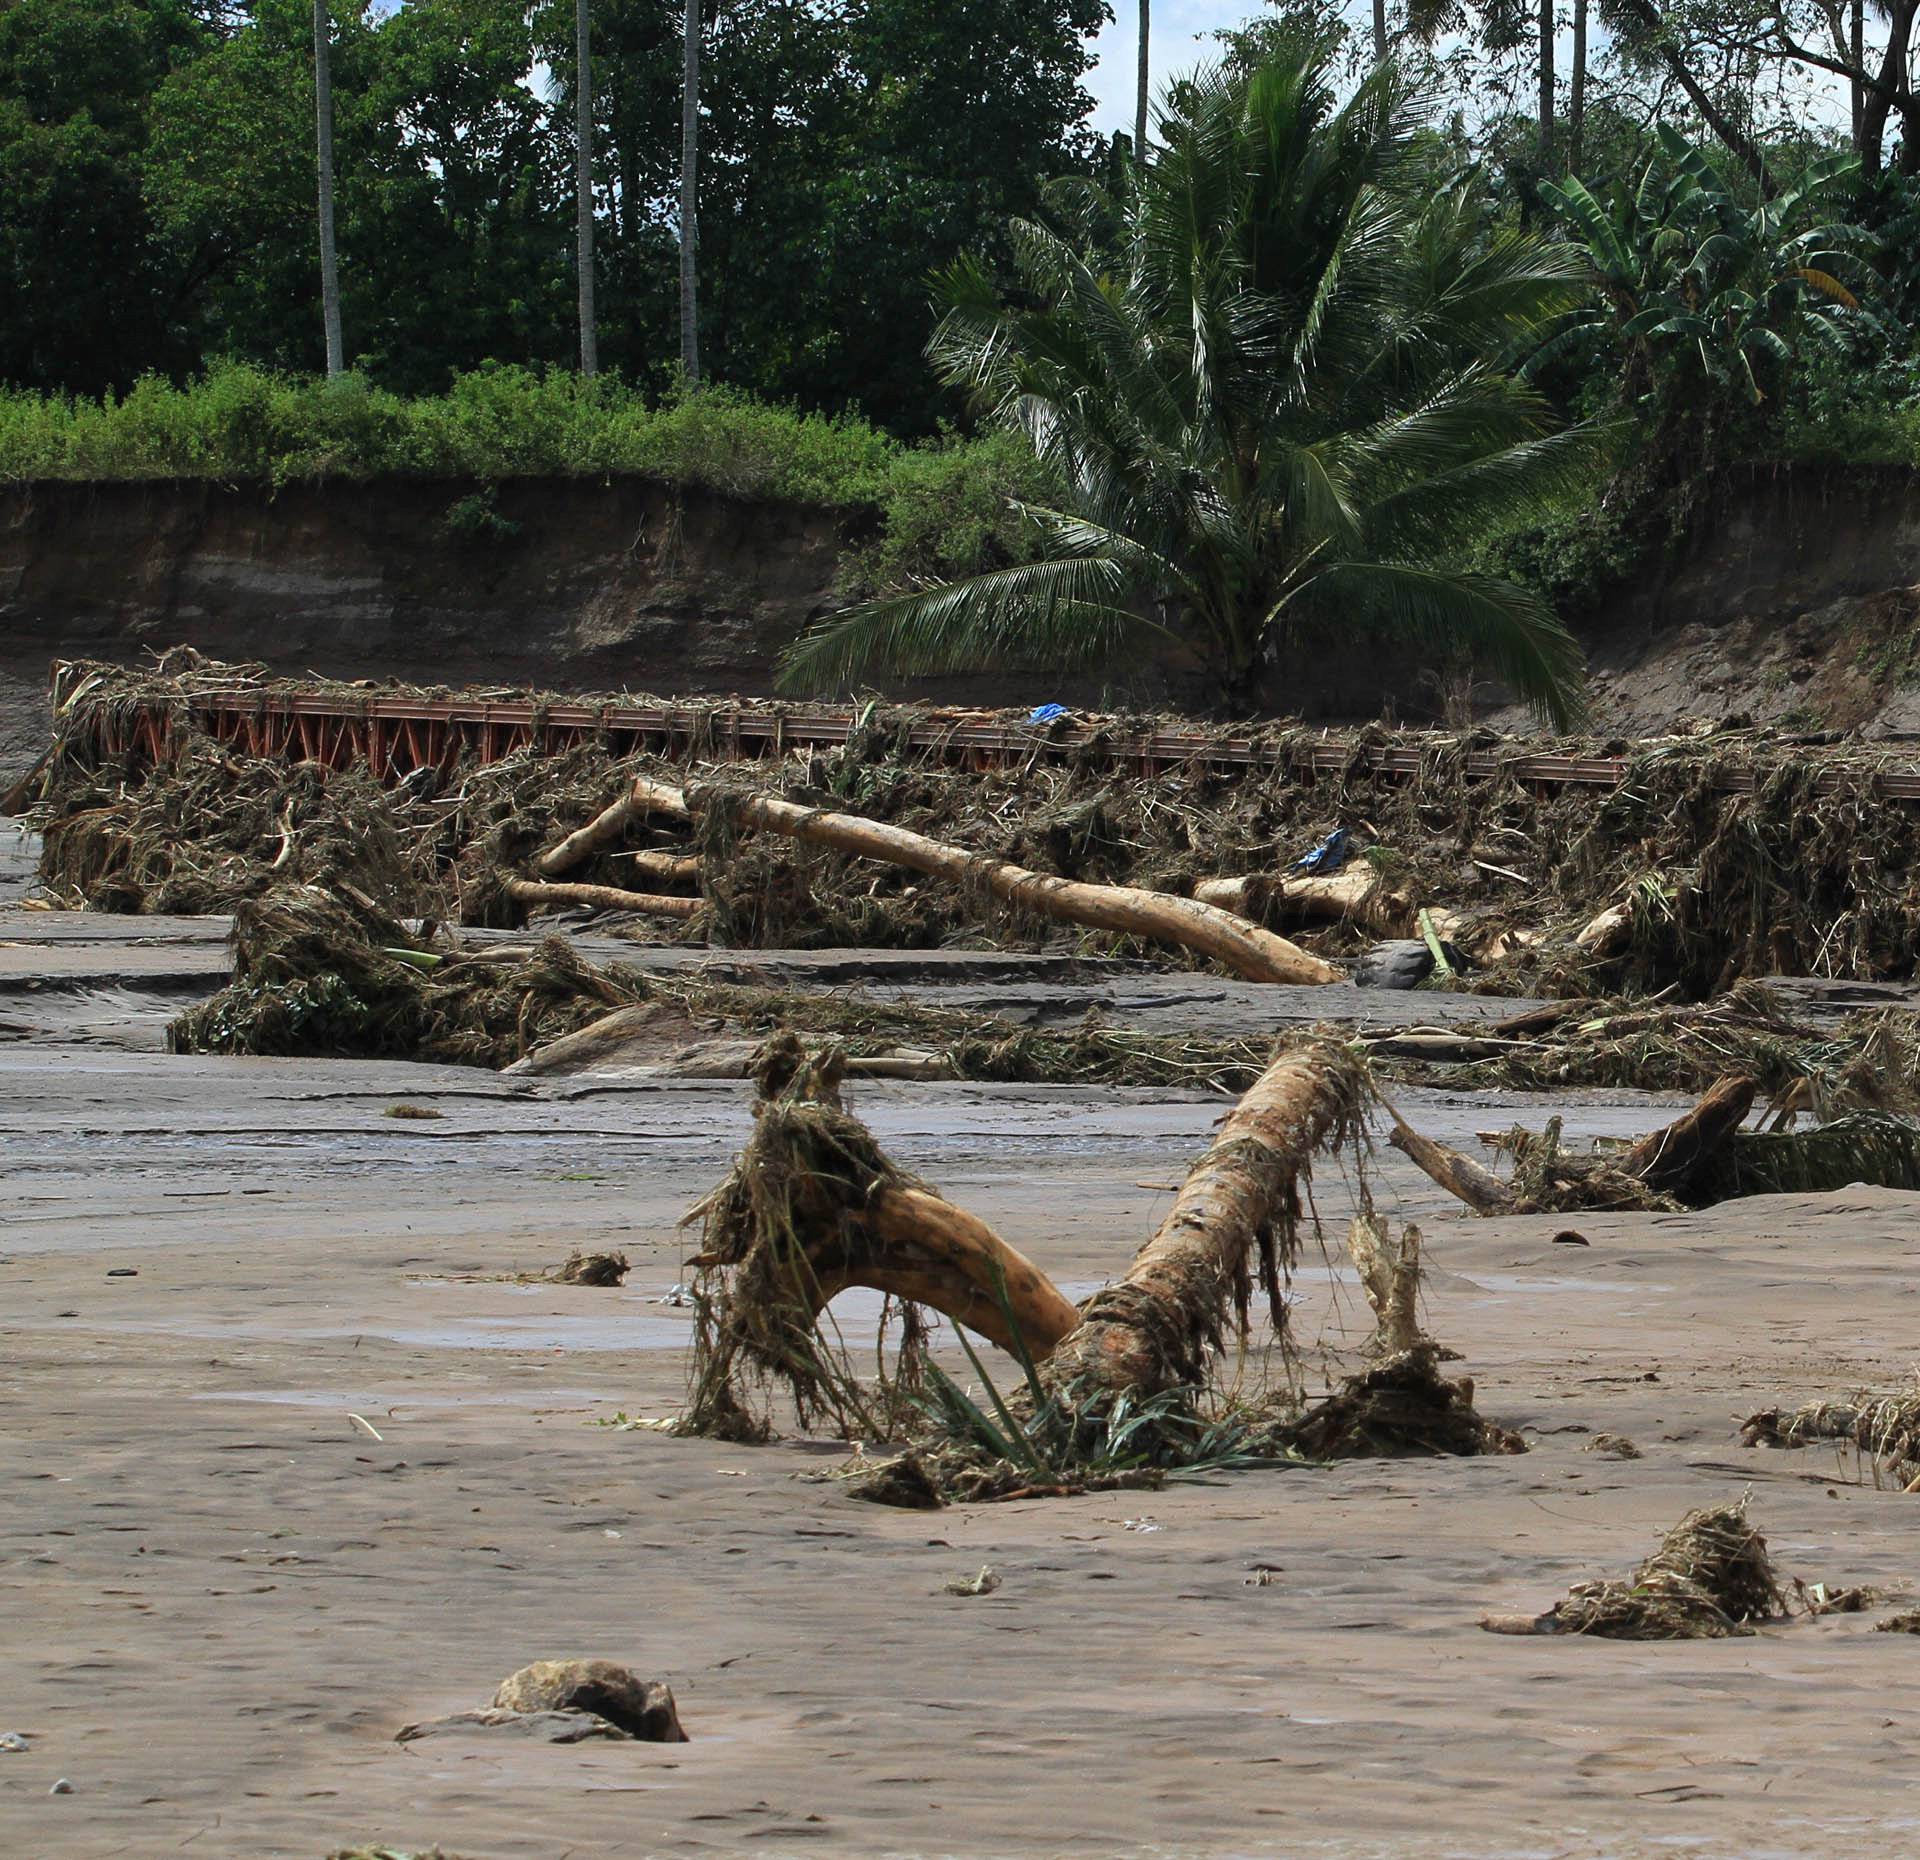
52, 665, 1920, 802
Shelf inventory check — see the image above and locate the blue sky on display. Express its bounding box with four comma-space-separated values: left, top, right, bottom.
1085, 1, 1249, 133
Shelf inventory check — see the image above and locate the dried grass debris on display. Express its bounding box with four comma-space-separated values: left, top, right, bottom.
1742, 1383, 1920, 1487
167, 884, 634, 1066
550, 1251, 631, 1287
1482, 1501, 1786, 1639
1267, 1345, 1526, 1460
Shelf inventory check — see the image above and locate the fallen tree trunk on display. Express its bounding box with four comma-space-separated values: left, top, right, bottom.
629, 776, 1341, 986
1388, 1114, 1517, 1214
1040, 1039, 1373, 1396
535, 782, 655, 876
1194, 869, 1411, 937
838, 1187, 1081, 1356
504, 877, 703, 919
612, 849, 702, 883
1617, 1075, 1757, 1193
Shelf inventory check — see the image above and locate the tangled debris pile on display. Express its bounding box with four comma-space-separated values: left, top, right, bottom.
1271, 1347, 1527, 1459
28, 654, 1920, 1002
1394, 1067, 1920, 1214
1482, 1501, 1787, 1639
1434, 981, 1920, 1104
396, 1658, 688, 1747
677, 1032, 1523, 1496
168, 885, 631, 1066
1743, 1383, 1920, 1488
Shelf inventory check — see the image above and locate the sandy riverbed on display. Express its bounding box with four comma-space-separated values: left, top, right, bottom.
5, 898, 1920, 1858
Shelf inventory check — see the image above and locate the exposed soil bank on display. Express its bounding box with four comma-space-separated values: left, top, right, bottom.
0, 475, 840, 776
1578, 463, 1920, 736
7, 461, 1920, 780
0, 474, 1210, 778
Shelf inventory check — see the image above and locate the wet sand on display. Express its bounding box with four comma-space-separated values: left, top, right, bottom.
7, 909, 1920, 1857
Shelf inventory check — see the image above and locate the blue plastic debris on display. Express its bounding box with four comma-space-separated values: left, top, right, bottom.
1028, 703, 1070, 724
1291, 826, 1349, 875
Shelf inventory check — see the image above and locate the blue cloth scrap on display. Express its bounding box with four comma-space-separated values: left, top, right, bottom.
1291, 826, 1350, 875
1028, 703, 1071, 724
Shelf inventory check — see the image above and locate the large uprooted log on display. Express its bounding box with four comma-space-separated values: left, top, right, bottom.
1038, 1042, 1372, 1397
622, 775, 1341, 986
682, 1033, 1522, 1472
1193, 869, 1412, 937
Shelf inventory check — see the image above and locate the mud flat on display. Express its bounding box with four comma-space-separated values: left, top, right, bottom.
7, 915, 1920, 1859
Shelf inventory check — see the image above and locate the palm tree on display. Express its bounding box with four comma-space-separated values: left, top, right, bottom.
779, 45, 1594, 726
575, 0, 598, 377
313, 0, 344, 377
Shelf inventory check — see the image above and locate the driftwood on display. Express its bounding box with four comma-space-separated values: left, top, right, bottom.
535, 783, 655, 876
1617, 1075, 1757, 1192
1393, 1074, 1759, 1215
1347, 1214, 1426, 1355
828, 1187, 1082, 1356
1040, 1040, 1372, 1396
1194, 869, 1411, 937
1363, 1030, 1543, 1063
628, 776, 1341, 986
503, 877, 703, 919
1388, 1115, 1516, 1214
1575, 900, 1634, 956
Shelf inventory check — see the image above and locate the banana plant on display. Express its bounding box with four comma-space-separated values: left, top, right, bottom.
1537, 124, 1875, 411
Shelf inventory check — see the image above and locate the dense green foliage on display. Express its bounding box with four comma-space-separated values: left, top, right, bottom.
1536, 126, 1879, 489
0, 0, 1106, 431
8, 0, 1920, 708
782, 48, 1595, 722
0, 361, 1046, 588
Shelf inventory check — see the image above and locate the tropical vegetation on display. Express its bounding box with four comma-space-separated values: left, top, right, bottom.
781, 48, 1596, 724
7, 0, 1920, 719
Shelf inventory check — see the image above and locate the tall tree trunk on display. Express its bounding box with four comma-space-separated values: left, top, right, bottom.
312, 0, 344, 377
679, 0, 701, 383
1898, 8, 1920, 175
618, 93, 640, 244
1373, 0, 1388, 59
574, 0, 598, 377
1538, 0, 1556, 168
1569, 0, 1587, 172
1852, 0, 1865, 149
1857, 0, 1918, 178
1135, 0, 1150, 159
